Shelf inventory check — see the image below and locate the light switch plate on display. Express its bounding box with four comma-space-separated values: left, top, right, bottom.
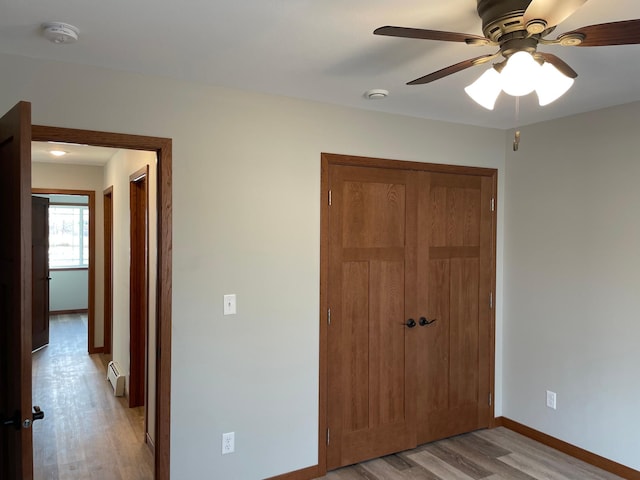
223, 294, 236, 315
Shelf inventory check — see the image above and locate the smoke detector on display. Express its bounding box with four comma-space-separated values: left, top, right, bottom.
364, 89, 389, 100
42, 22, 79, 44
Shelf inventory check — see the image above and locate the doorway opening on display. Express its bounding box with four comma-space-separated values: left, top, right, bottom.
31, 125, 172, 480
30, 190, 95, 354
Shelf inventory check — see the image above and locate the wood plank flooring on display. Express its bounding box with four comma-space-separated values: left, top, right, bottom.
32, 314, 153, 480
317, 427, 625, 480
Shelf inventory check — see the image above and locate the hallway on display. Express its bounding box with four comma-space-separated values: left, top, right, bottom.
32, 314, 153, 479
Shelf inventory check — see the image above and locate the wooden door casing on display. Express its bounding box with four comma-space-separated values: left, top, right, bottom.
31, 196, 50, 352
31, 125, 172, 480
0, 101, 34, 480
321, 153, 496, 473
129, 166, 149, 409
103, 187, 114, 355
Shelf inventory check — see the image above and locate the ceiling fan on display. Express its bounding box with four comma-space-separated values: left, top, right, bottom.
374, 0, 640, 108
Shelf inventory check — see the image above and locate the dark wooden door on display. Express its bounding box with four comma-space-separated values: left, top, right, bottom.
32, 196, 50, 351
415, 172, 494, 444
324, 156, 495, 471
326, 165, 418, 469
0, 101, 34, 480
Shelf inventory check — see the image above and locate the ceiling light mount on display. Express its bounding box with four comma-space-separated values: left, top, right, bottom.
42, 22, 79, 44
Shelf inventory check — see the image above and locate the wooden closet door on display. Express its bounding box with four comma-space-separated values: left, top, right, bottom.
415, 172, 494, 444
326, 165, 418, 470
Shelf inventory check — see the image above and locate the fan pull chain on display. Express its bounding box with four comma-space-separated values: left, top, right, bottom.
513, 96, 521, 152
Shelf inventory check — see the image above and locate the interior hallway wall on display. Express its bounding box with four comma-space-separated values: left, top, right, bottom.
103, 149, 158, 443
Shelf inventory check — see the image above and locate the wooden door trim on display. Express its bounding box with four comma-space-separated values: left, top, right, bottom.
32, 125, 172, 480
129, 166, 148, 412
322, 152, 498, 177
32, 188, 97, 353
103, 186, 113, 355
318, 152, 497, 476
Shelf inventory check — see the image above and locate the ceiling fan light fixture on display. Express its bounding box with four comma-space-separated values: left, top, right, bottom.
500, 51, 541, 97
465, 68, 502, 110
535, 62, 575, 106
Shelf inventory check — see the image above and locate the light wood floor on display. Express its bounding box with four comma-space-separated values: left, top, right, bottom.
317, 427, 625, 480
32, 314, 153, 480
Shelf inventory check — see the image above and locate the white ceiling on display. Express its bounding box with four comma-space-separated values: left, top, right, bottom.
2, 0, 640, 129
32, 141, 119, 166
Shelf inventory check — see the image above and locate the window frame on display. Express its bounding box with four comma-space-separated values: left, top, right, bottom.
48, 201, 90, 270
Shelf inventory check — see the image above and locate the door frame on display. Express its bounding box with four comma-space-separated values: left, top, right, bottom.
31, 189, 96, 351
129, 165, 149, 410
318, 152, 497, 475
32, 125, 172, 480
103, 186, 113, 355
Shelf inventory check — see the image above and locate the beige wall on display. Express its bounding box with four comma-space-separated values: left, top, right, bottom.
103, 149, 158, 443
32, 162, 105, 348
3, 51, 507, 479
503, 101, 640, 471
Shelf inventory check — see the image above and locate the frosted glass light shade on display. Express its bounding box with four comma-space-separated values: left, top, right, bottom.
500, 51, 541, 97
465, 68, 502, 110
535, 62, 575, 106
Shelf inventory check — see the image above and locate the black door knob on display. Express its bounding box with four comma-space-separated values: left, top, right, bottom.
406, 319, 416, 328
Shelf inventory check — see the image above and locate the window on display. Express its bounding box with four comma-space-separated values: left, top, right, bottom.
49, 205, 89, 268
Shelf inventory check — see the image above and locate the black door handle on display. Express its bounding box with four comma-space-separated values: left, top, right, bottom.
406, 319, 417, 328
2, 411, 20, 430
419, 317, 437, 326
32, 406, 45, 422
2, 406, 44, 430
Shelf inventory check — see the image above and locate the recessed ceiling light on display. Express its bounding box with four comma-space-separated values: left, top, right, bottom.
364, 89, 389, 100
49, 150, 68, 157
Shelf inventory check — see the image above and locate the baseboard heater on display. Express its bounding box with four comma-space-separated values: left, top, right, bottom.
107, 361, 125, 397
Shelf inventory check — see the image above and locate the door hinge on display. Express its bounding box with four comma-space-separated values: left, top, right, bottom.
327, 428, 330, 445
327, 308, 331, 325
489, 393, 492, 406
491, 198, 495, 212
489, 292, 493, 309
328, 190, 332, 206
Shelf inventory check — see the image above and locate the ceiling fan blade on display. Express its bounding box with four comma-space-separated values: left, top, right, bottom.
374, 26, 489, 44
523, 0, 587, 29
561, 19, 640, 46
538, 52, 578, 78
407, 54, 496, 85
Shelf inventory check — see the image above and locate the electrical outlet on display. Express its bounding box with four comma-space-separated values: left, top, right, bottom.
222, 432, 235, 454
546, 390, 557, 410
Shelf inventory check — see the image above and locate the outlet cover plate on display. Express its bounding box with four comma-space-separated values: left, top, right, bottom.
546, 390, 557, 410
